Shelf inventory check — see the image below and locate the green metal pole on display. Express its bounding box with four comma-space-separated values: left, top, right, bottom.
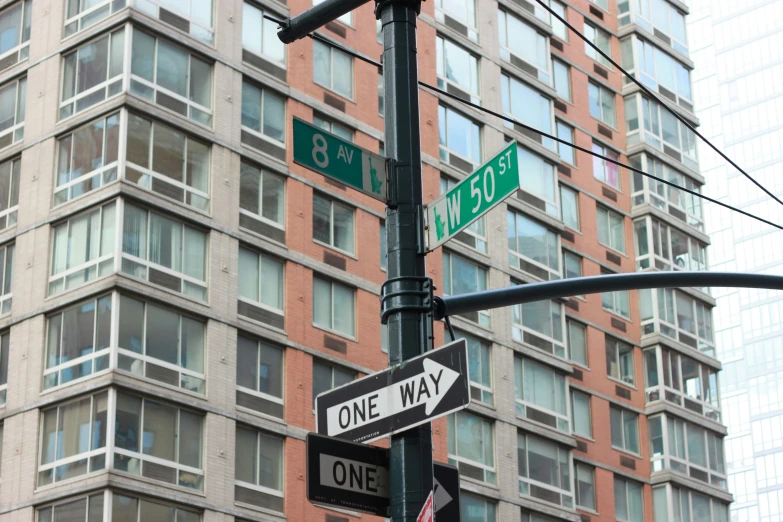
377, 0, 433, 520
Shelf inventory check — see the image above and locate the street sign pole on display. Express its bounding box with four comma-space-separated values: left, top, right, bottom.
376, 0, 432, 519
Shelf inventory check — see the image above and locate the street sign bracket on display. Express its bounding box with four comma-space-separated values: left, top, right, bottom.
380, 276, 432, 325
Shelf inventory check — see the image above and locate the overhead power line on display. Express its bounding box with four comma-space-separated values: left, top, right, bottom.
534, 0, 783, 209
262, 14, 783, 232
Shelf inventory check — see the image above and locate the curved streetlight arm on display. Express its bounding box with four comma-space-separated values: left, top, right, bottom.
433, 271, 783, 320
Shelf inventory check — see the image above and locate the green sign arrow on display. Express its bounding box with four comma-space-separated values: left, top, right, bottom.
426, 141, 519, 252
293, 118, 387, 201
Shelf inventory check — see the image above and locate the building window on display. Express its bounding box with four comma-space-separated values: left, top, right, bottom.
312, 360, 354, 408
37, 492, 106, 521
442, 251, 489, 327
639, 288, 713, 352
507, 210, 560, 281
592, 142, 620, 188
0, 243, 11, 316
517, 145, 558, 215
590, 0, 608, 9
556, 120, 574, 164
115, 392, 204, 490
501, 74, 555, 150
634, 217, 707, 272
113, 492, 202, 521
44, 295, 112, 390
552, 59, 570, 102
610, 405, 640, 454
313, 193, 355, 255
49, 201, 116, 296
126, 112, 211, 211
607, 337, 634, 384
436, 36, 480, 101
575, 462, 596, 510
614, 476, 644, 522
237, 335, 284, 419
117, 294, 206, 393
460, 332, 493, 405
549, 0, 568, 41
239, 160, 286, 242
121, 203, 208, 300
0, 77, 25, 150
381, 323, 388, 353
563, 250, 582, 283
498, 11, 550, 84
435, 0, 477, 38
54, 113, 120, 205
235, 426, 285, 513
0, 333, 7, 406
648, 414, 726, 488
238, 246, 285, 330
0, 157, 19, 232
517, 431, 573, 507
60, 27, 125, 120
313, 40, 353, 99
512, 290, 565, 358
630, 154, 704, 232
136, 0, 214, 43
567, 320, 587, 366
597, 206, 625, 252
378, 73, 384, 116
618, 0, 688, 55
514, 357, 568, 432
585, 23, 612, 67
652, 484, 729, 522
0, 1, 30, 68
560, 186, 579, 230
603, 277, 631, 316
314, 114, 353, 142
39, 391, 108, 486
439, 105, 481, 166
380, 220, 387, 271
448, 411, 496, 484
588, 81, 616, 126
241, 79, 286, 148
314, 0, 351, 24
571, 391, 592, 438
65, 0, 123, 36
313, 276, 356, 337
130, 28, 213, 126
625, 94, 697, 171
622, 37, 691, 106
643, 346, 720, 422
441, 176, 487, 253
242, 2, 286, 65
461, 493, 496, 522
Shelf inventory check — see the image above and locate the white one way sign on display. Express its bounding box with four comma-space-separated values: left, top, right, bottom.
316, 339, 470, 443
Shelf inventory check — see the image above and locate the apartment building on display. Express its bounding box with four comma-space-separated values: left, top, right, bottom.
0, 0, 726, 521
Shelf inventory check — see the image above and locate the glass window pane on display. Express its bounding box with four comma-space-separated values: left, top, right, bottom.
142, 400, 177, 461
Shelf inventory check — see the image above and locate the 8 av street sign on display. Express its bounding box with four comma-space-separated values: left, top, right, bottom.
425, 141, 518, 251
293, 117, 387, 201
315, 338, 470, 443
306, 432, 461, 519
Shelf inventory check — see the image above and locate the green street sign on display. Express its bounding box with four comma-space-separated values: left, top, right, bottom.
426, 141, 519, 252
293, 118, 387, 201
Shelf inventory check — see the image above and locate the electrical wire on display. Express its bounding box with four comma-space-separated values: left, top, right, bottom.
534, 0, 783, 209
262, 14, 783, 232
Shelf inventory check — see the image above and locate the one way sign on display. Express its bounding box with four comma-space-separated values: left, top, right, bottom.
316, 339, 470, 443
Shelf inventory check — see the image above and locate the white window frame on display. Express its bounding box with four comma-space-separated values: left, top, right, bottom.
517, 431, 574, 508
242, 2, 286, 66
498, 10, 551, 85
610, 405, 640, 454
606, 336, 635, 384
634, 216, 706, 272
48, 201, 117, 296
234, 426, 285, 512
236, 335, 285, 419
0, 1, 30, 63
448, 411, 496, 485
129, 27, 214, 126
439, 105, 482, 167
0, 157, 19, 234
556, 119, 575, 165
460, 332, 493, 405
512, 290, 566, 358
602, 274, 631, 320
639, 287, 714, 352
136, 0, 215, 44
567, 319, 587, 366
507, 209, 561, 281
241, 79, 286, 149
617, 0, 688, 56
312, 193, 355, 255
313, 40, 354, 99
588, 81, 616, 126
312, 359, 355, 409
436, 35, 480, 102
239, 160, 286, 237
237, 246, 285, 326
434, 0, 477, 40
60, 27, 126, 121
630, 153, 704, 232
312, 276, 356, 338
652, 484, 730, 522
0, 77, 26, 151
559, 185, 579, 230
120, 202, 208, 300
584, 22, 612, 67
592, 142, 621, 189
549, 0, 568, 42
64, 0, 121, 38
574, 461, 596, 510
514, 356, 569, 432
597, 205, 625, 253
571, 390, 592, 438
623, 36, 692, 107
0, 243, 10, 316
614, 475, 644, 522
442, 251, 490, 327
501, 73, 555, 151
37, 490, 203, 521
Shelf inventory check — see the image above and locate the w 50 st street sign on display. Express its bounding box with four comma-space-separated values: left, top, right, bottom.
426, 141, 518, 251
315, 338, 470, 443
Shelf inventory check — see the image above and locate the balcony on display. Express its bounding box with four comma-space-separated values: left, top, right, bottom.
639, 287, 715, 356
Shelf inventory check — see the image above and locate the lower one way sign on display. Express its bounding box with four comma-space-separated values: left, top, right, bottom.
315, 338, 470, 443
307, 433, 461, 519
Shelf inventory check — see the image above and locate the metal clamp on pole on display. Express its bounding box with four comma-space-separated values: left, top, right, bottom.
380, 276, 433, 325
